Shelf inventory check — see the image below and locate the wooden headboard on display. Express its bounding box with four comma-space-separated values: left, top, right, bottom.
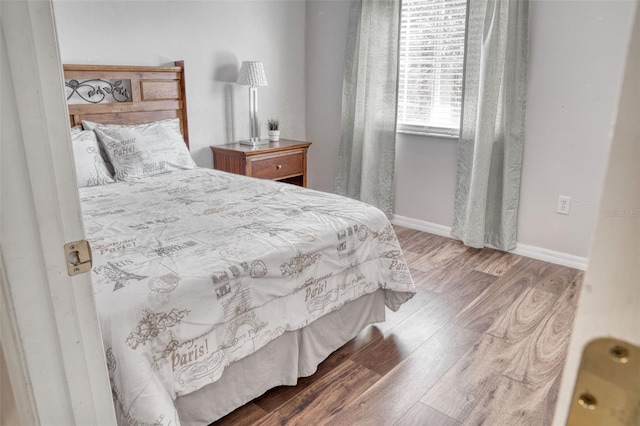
63, 61, 190, 148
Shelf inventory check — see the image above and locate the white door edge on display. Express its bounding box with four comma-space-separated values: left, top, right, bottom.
0, 252, 38, 425
1, 0, 116, 424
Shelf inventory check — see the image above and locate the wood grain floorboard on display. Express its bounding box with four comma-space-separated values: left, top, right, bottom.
403, 242, 493, 294
352, 271, 496, 376
210, 228, 583, 426
406, 260, 469, 293
503, 272, 582, 388
249, 412, 285, 426
474, 250, 522, 277
423, 272, 583, 424
424, 252, 498, 294
394, 227, 450, 255
485, 287, 559, 344
402, 259, 460, 294
531, 264, 579, 295
531, 371, 563, 426
211, 403, 268, 426
404, 239, 470, 272
443, 245, 493, 272
420, 334, 514, 422
253, 325, 383, 413
325, 324, 480, 425
452, 257, 554, 334
273, 360, 380, 425
395, 402, 461, 426
462, 375, 558, 426
373, 285, 439, 334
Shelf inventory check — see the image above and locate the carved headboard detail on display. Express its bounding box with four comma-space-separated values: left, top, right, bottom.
63, 61, 190, 148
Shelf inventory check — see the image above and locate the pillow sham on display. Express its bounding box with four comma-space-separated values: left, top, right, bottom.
86, 119, 196, 181
78, 121, 119, 174
71, 130, 115, 188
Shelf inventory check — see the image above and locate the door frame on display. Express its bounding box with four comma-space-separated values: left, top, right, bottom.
1, 0, 115, 423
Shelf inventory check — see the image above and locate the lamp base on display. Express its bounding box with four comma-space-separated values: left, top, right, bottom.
239, 138, 270, 146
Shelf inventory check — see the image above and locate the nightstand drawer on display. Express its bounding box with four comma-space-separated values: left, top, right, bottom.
250, 152, 304, 180
211, 139, 311, 187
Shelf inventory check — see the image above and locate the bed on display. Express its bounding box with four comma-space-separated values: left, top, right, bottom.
64, 62, 415, 425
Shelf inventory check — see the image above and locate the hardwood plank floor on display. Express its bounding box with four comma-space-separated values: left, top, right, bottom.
420, 334, 514, 421
211, 227, 582, 426
396, 402, 461, 426
351, 270, 495, 376
326, 323, 480, 425
274, 360, 380, 425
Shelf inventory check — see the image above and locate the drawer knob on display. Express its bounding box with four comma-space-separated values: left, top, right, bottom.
277, 164, 282, 169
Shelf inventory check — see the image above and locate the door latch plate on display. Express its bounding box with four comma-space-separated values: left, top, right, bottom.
64, 240, 92, 276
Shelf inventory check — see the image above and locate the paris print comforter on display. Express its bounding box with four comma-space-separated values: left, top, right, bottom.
80, 168, 415, 425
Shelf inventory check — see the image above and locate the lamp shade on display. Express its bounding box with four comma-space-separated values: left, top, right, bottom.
237, 61, 268, 87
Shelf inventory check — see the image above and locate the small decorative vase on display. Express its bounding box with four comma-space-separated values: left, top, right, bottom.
268, 130, 280, 142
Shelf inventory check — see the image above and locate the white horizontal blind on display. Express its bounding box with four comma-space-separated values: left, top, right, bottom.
397, 0, 467, 136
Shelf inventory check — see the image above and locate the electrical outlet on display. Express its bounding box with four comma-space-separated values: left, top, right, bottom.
557, 195, 571, 215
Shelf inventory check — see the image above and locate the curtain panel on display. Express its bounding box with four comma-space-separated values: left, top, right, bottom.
452, 0, 529, 250
335, 0, 400, 218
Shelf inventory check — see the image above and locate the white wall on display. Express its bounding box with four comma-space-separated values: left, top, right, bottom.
518, 0, 635, 258
54, 0, 635, 259
306, 0, 351, 192
307, 0, 636, 259
394, 134, 459, 229
53, 0, 307, 169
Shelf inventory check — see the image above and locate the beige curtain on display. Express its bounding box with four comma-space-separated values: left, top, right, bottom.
335, 0, 400, 218
452, 0, 529, 250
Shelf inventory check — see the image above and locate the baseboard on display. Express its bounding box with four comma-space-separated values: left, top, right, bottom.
391, 214, 588, 271
391, 215, 453, 238
507, 243, 588, 271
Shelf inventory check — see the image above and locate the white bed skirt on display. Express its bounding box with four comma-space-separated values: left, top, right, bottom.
175, 289, 386, 425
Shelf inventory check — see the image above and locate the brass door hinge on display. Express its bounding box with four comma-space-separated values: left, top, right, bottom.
64, 240, 92, 276
567, 337, 640, 426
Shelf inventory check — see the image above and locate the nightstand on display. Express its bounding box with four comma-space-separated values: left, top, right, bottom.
210, 139, 312, 187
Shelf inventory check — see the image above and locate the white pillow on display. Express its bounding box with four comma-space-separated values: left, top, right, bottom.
80, 122, 117, 176
71, 130, 115, 187
86, 119, 196, 181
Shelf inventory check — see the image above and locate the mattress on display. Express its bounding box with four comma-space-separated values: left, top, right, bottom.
80, 168, 415, 425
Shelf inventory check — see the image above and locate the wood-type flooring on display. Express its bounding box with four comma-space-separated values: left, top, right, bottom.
212, 226, 583, 425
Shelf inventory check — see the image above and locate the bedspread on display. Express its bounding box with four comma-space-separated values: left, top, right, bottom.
80, 168, 415, 425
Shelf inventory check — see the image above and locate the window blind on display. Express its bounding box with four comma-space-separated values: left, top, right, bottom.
397, 0, 467, 137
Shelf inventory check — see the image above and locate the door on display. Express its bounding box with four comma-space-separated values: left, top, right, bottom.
0, 1, 116, 424
553, 3, 639, 424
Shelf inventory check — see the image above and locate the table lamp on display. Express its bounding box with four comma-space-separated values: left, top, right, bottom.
237, 61, 268, 146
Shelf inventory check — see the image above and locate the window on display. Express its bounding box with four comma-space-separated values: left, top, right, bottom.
397, 0, 467, 137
